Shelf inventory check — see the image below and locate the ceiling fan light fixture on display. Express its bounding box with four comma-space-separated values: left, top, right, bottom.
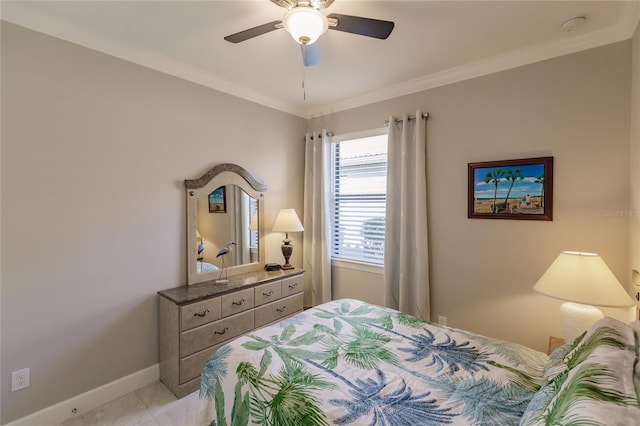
283, 7, 328, 45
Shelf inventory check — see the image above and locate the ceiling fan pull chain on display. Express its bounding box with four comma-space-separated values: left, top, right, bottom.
302, 68, 307, 101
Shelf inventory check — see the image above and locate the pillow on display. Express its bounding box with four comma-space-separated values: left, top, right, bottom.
631, 320, 640, 406
543, 317, 634, 382
520, 317, 640, 425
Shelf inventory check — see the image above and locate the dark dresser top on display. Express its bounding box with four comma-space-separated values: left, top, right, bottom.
158, 268, 305, 305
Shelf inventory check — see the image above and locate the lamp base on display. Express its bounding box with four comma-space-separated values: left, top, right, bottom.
281, 240, 294, 270
560, 302, 604, 342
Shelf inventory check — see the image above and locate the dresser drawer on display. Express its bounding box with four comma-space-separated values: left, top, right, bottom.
255, 293, 303, 328
221, 288, 254, 317
281, 275, 303, 298
254, 281, 282, 307
181, 310, 254, 357
180, 297, 222, 331
159, 270, 306, 399
179, 343, 223, 384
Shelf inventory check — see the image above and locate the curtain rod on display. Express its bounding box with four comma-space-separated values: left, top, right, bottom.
384, 112, 430, 127
309, 131, 334, 140
309, 111, 429, 140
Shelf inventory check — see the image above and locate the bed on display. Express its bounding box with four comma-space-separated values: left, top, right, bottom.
195, 298, 640, 425
197, 261, 219, 273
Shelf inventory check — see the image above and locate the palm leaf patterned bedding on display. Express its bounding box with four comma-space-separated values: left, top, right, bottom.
196, 299, 552, 425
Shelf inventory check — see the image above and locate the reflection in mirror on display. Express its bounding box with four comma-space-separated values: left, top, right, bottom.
186, 163, 267, 285
195, 185, 259, 271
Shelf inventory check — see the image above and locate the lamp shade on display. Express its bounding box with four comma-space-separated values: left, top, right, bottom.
272, 209, 304, 233
282, 7, 328, 45
533, 251, 634, 308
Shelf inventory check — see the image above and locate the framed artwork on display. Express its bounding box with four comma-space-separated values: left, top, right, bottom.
208, 186, 226, 213
468, 156, 553, 221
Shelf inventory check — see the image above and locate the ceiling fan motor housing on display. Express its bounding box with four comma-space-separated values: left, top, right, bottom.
283, 6, 329, 45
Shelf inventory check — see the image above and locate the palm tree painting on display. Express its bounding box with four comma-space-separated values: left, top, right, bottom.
468, 157, 553, 221
534, 173, 545, 208
484, 168, 505, 213
503, 168, 525, 212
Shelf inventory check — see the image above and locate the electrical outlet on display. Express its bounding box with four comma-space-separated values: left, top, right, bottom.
437, 315, 448, 326
11, 368, 30, 392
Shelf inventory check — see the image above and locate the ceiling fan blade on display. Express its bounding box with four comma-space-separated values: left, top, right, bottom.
301, 42, 322, 67
224, 20, 282, 43
270, 0, 294, 9
315, 0, 335, 8
271, 0, 335, 8
327, 13, 394, 40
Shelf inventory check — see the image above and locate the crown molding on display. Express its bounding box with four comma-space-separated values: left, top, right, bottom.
0, 7, 307, 118
305, 2, 640, 119
3, 1, 639, 121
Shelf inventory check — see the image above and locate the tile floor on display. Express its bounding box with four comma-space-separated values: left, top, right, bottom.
58, 382, 200, 426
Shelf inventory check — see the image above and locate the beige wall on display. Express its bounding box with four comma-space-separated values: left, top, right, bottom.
0, 22, 306, 423
630, 19, 640, 318
310, 41, 633, 353
331, 262, 384, 306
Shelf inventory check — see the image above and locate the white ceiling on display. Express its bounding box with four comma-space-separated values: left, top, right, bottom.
2, 1, 639, 118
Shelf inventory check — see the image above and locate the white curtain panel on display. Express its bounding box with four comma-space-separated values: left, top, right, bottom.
238, 189, 251, 264
384, 111, 430, 320
303, 130, 332, 307
229, 186, 251, 265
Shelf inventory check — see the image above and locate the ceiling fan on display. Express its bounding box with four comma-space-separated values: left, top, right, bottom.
224, 0, 395, 66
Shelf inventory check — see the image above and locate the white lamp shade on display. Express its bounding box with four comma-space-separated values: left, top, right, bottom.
283, 7, 328, 45
533, 251, 634, 308
272, 209, 304, 233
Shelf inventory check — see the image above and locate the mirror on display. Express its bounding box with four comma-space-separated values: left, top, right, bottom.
196, 186, 259, 268
185, 164, 267, 285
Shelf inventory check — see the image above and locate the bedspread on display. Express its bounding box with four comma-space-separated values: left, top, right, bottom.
196, 299, 549, 425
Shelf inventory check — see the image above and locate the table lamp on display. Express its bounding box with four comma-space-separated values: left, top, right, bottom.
533, 251, 635, 341
272, 208, 304, 270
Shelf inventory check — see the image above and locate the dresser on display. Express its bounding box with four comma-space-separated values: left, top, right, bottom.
157, 268, 304, 398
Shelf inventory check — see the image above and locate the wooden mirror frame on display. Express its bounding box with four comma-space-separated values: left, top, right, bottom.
185, 163, 267, 285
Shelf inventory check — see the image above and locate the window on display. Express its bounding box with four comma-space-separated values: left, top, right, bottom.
330, 133, 388, 264
249, 197, 258, 249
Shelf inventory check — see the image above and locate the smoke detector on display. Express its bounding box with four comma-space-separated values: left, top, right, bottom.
561, 15, 587, 32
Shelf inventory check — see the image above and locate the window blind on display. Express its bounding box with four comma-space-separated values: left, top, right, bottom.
249, 197, 258, 248
331, 134, 388, 264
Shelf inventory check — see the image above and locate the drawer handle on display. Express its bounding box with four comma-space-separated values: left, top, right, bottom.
214, 327, 229, 335
263, 290, 274, 297
194, 309, 210, 318
276, 306, 287, 313
288, 283, 298, 289
232, 299, 245, 306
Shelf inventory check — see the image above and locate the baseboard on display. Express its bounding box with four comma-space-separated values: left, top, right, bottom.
5, 364, 159, 426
